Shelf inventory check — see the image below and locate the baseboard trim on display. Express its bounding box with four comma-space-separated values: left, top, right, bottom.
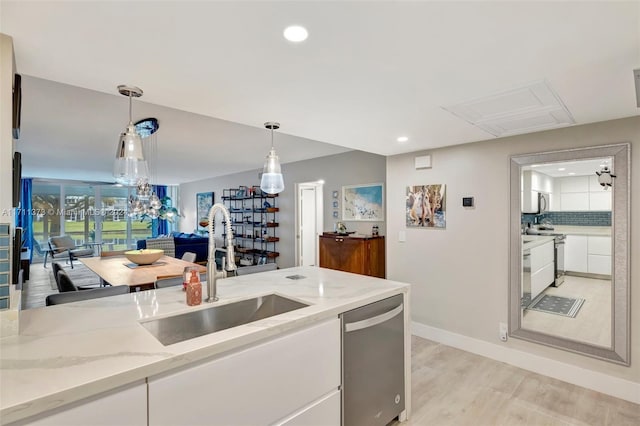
411, 321, 639, 404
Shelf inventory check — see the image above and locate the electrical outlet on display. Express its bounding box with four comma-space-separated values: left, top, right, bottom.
499, 322, 508, 342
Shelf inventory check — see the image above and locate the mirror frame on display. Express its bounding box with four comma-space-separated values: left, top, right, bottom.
509, 143, 630, 365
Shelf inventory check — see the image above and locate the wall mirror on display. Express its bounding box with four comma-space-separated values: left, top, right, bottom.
509, 143, 630, 365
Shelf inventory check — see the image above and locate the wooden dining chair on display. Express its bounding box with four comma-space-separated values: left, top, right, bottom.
101, 250, 127, 257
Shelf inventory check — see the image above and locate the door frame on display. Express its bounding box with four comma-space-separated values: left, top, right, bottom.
295, 181, 324, 267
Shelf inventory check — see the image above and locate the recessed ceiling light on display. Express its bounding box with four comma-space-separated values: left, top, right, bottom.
283, 25, 308, 42
599, 164, 606, 167
568, 172, 576, 175
558, 168, 566, 171
397, 136, 409, 143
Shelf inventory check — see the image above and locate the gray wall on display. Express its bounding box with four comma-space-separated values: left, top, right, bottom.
386, 116, 639, 384
180, 150, 386, 269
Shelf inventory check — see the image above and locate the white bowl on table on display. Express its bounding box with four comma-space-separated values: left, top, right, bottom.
124, 249, 164, 265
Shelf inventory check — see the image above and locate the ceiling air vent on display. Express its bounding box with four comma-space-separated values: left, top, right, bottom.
442, 80, 575, 137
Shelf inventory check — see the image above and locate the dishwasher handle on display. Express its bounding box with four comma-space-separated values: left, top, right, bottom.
344, 303, 404, 333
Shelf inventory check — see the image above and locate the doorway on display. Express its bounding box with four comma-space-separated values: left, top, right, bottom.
296, 181, 324, 266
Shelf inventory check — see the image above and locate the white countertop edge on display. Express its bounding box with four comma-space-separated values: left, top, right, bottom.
1, 267, 409, 424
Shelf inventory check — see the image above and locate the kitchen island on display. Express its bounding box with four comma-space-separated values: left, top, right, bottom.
0, 266, 410, 425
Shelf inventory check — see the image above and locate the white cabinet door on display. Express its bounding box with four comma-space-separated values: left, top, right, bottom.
588, 236, 611, 256
560, 193, 589, 211
589, 191, 612, 210
565, 235, 588, 273
588, 255, 611, 275
9, 381, 147, 426
148, 319, 340, 426
278, 390, 341, 426
560, 176, 589, 192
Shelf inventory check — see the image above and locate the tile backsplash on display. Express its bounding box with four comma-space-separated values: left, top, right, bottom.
521, 211, 611, 227
0, 224, 9, 311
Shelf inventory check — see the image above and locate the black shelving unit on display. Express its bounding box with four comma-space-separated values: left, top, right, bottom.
221, 185, 279, 266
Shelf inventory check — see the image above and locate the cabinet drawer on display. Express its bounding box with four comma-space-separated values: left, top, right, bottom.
530, 241, 553, 273
277, 390, 340, 426
531, 262, 554, 300
148, 318, 340, 426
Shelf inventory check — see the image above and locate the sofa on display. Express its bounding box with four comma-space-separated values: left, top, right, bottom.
137, 232, 209, 263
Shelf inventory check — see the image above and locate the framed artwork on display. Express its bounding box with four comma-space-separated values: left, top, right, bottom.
333, 211, 339, 218
406, 184, 446, 228
332, 190, 339, 199
332, 200, 339, 208
342, 183, 384, 221
196, 192, 214, 232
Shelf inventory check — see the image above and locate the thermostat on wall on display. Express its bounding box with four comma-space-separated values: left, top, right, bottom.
462, 197, 474, 207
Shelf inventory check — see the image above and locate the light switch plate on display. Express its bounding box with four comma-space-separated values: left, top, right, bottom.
398, 230, 406, 242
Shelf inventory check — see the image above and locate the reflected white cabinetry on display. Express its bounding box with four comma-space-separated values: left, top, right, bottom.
565, 235, 588, 273
8, 381, 147, 426
530, 240, 554, 300
587, 236, 612, 275
148, 319, 341, 426
565, 235, 611, 276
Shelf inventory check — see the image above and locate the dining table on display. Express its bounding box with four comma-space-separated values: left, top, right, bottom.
80, 255, 206, 292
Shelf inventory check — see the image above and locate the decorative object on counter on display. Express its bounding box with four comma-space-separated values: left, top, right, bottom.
124, 249, 164, 265
113, 85, 148, 186
196, 192, 215, 233
183, 265, 200, 291
406, 184, 446, 228
335, 221, 348, 234
260, 122, 285, 194
186, 270, 202, 306
596, 165, 616, 189
342, 183, 384, 221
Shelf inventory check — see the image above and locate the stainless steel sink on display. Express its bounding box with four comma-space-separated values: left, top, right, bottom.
141, 294, 309, 346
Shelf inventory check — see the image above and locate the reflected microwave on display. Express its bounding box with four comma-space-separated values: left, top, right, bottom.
523, 191, 549, 214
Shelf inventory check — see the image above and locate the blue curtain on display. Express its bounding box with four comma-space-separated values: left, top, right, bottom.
152, 185, 168, 237
15, 178, 33, 261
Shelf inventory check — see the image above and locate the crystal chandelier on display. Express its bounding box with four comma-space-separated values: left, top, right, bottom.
127, 117, 163, 219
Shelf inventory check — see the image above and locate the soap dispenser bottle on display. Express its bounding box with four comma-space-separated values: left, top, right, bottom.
186, 270, 202, 306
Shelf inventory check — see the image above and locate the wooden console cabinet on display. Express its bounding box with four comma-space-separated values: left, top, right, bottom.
319, 233, 385, 278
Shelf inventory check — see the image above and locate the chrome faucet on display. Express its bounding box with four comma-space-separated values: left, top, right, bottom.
206, 203, 237, 302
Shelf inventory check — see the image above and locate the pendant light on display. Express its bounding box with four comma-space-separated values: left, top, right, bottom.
260, 122, 284, 194
113, 85, 148, 186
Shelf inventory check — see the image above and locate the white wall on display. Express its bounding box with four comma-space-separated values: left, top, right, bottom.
180, 150, 386, 269
387, 116, 639, 387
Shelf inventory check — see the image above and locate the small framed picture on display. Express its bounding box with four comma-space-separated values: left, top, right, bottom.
333, 211, 339, 218
332, 200, 339, 208
332, 190, 339, 199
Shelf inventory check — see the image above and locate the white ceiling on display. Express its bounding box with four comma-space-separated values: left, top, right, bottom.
2, 1, 639, 184
523, 158, 611, 178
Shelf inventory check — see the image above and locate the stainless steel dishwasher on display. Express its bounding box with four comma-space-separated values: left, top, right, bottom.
342, 294, 405, 426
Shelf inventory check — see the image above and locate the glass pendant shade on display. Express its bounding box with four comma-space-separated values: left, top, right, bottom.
113, 85, 148, 186
114, 124, 148, 185
260, 123, 285, 194
260, 148, 284, 194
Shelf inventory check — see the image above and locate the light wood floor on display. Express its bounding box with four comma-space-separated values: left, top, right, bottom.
395, 336, 639, 426
522, 276, 611, 347
22, 266, 640, 425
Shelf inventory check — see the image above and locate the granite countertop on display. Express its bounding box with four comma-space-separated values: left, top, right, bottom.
0, 267, 409, 424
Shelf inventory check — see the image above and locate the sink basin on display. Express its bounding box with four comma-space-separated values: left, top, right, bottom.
141, 294, 309, 346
